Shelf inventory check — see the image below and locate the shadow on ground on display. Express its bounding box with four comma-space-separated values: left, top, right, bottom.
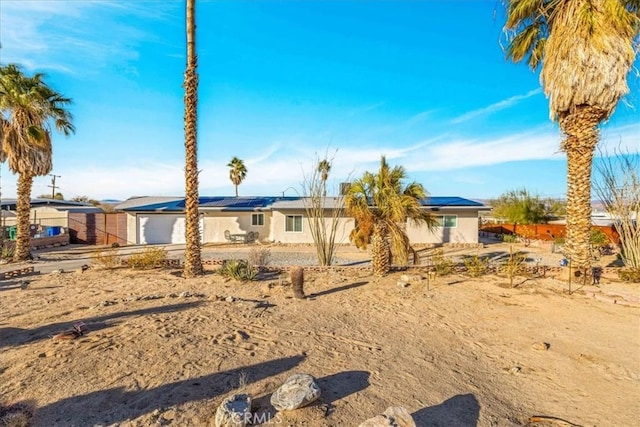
412, 393, 480, 426
251, 370, 371, 422
35, 355, 305, 426
0, 301, 206, 348
309, 281, 369, 298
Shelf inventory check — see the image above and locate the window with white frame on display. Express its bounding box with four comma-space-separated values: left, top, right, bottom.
435, 215, 457, 228
285, 215, 303, 232
251, 213, 264, 226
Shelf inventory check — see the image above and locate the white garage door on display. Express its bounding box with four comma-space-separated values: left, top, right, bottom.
138, 214, 202, 244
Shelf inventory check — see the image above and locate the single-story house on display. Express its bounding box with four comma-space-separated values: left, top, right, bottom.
1, 198, 101, 228
116, 196, 489, 246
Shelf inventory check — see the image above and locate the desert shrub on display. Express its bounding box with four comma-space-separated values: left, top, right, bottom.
248, 247, 271, 267
431, 249, 456, 276
1, 244, 14, 260
501, 234, 517, 243
127, 247, 168, 270
618, 268, 640, 283
499, 246, 528, 287
463, 254, 489, 277
590, 228, 609, 247
91, 249, 122, 269
0, 401, 33, 427
219, 259, 258, 282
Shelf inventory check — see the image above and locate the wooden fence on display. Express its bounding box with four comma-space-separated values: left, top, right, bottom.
480, 223, 620, 245
68, 212, 128, 245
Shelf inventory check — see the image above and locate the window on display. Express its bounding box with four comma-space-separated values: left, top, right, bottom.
251, 213, 264, 226
435, 215, 457, 228
285, 215, 303, 232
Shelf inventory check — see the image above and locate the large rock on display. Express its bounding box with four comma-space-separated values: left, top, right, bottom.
214, 393, 252, 427
270, 373, 321, 411
359, 406, 416, 427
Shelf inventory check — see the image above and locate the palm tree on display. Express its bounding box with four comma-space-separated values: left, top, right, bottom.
345, 156, 436, 276
503, 0, 639, 274
227, 156, 247, 197
182, 0, 203, 278
0, 64, 74, 261
318, 159, 331, 197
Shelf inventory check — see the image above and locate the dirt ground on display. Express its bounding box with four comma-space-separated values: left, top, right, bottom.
1, 243, 639, 426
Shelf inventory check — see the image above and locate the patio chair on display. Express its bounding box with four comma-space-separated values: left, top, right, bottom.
224, 230, 232, 243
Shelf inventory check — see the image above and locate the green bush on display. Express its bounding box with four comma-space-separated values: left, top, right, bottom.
219, 259, 258, 282
501, 234, 517, 243
618, 268, 640, 283
127, 247, 168, 270
590, 228, 609, 247
1, 244, 15, 260
91, 249, 122, 269
463, 255, 489, 277
499, 246, 528, 287
431, 249, 456, 276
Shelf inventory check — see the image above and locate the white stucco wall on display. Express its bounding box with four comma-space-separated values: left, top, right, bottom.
2, 207, 69, 228
406, 209, 480, 244
202, 211, 271, 243
270, 209, 354, 244
125, 207, 481, 245
125, 213, 136, 244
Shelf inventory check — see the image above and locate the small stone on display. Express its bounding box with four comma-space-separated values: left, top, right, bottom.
179, 291, 189, 298
235, 330, 250, 341
532, 342, 550, 351
397, 281, 409, 288
225, 296, 235, 302
509, 366, 522, 375
50, 269, 64, 275
359, 406, 416, 427
400, 274, 422, 283
271, 373, 321, 411
214, 393, 252, 427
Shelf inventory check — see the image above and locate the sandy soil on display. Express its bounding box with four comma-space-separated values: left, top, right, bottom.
1, 243, 639, 427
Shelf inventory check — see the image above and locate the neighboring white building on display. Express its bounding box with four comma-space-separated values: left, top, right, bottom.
116, 196, 489, 246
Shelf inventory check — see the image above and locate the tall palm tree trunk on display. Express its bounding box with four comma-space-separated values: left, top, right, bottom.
560, 106, 603, 272
183, 0, 203, 278
371, 222, 391, 276
13, 173, 34, 261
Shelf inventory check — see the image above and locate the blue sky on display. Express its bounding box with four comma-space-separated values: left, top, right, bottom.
1, 0, 638, 201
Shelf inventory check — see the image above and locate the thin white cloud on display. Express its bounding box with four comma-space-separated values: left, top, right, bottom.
1, 122, 636, 201
0, 0, 178, 74
450, 88, 543, 124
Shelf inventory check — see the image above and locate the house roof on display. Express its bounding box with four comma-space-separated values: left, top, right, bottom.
114, 196, 184, 210
1, 198, 97, 210
421, 196, 489, 210
116, 195, 488, 212
199, 197, 279, 210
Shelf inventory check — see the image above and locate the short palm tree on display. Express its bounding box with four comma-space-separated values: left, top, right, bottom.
503, 0, 639, 273
227, 156, 247, 197
0, 64, 74, 261
182, 0, 203, 278
345, 156, 436, 276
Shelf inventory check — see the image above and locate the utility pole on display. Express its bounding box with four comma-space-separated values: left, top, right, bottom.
48, 174, 61, 199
